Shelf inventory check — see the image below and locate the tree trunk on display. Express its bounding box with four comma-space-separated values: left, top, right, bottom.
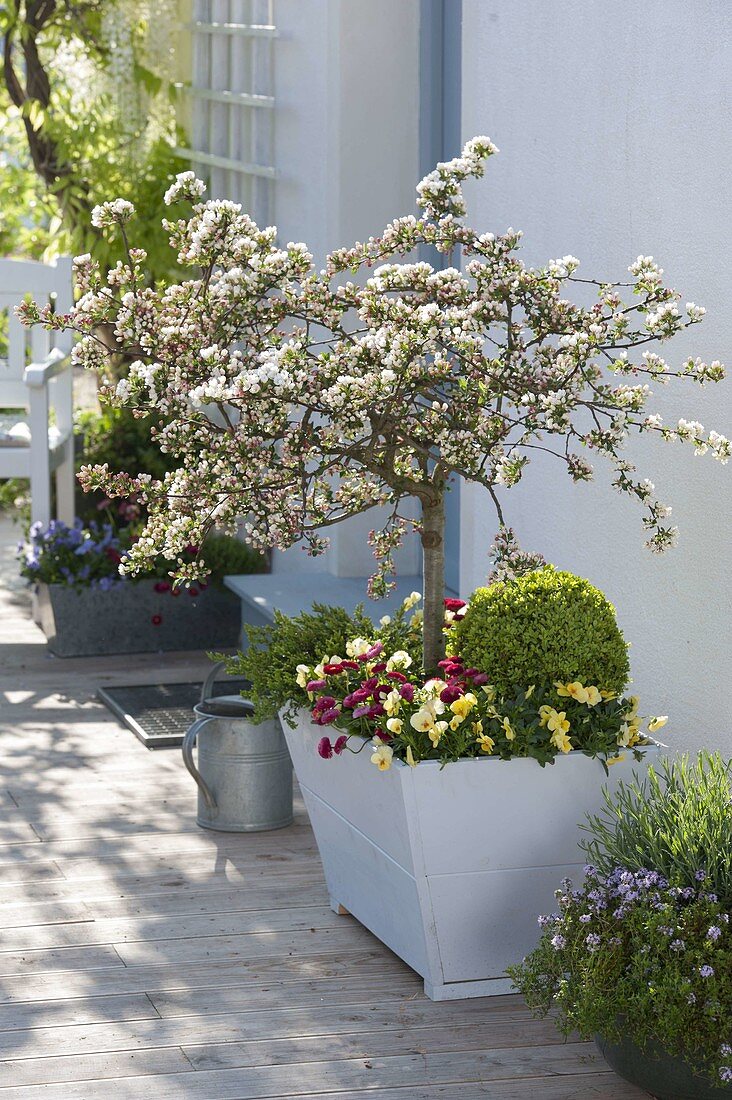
421, 493, 446, 672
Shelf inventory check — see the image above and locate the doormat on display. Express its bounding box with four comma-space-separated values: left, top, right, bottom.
98, 679, 251, 749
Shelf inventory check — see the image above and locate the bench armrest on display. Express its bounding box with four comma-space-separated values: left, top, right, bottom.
23, 348, 72, 389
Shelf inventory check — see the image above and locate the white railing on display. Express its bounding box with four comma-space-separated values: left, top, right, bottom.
176, 0, 276, 225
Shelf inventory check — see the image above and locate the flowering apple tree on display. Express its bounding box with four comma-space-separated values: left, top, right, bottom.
19, 140, 729, 670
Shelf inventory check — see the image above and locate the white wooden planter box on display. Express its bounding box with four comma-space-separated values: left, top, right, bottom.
282, 708, 660, 1001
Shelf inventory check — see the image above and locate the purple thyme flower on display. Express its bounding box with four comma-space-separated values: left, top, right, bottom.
720, 1068, 732, 1083
699, 965, 715, 978
670, 939, 686, 952
586, 933, 601, 951
720, 1045, 732, 1057
550, 934, 566, 950
707, 926, 722, 942
695, 870, 707, 881
579, 914, 592, 924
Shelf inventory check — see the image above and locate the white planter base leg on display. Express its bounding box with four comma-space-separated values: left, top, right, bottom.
424, 976, 516, 1001
329, 896, 350, 916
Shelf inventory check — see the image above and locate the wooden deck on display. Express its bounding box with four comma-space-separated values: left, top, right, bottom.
0, 522, 646, 1098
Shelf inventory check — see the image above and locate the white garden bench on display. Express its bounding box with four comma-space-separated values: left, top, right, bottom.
0, 256, 75, 527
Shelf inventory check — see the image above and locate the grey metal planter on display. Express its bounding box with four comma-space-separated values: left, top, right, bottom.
32, 579, 241, 657
596, 1034, 732, 1100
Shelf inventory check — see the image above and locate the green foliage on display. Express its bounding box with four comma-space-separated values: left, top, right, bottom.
0, 105, 186, 279
509, 754, 732, 1089
76, 405, 175, 485
220, 601, 423, 724
220, 604, 376, 724
582, 753, 732, 908
0, 3, 186, 281
451, 566, 630, 695
197, 534, 268, 584
0, 477, 29, 522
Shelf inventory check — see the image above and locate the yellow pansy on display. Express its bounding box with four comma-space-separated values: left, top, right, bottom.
481, 684, 497, 702
450, 693, 477, 719
567, 682, 589, 703
386, 717, 403, 735
607, 753, 626, 766
600, 689, 617, 700
410, 708, 436, 733
472, 719, 484, 736
423, 678, 447, 698
625, 696, 640, 718
428, 720, 449, 747
538, 704, 553, 728
477, 733, 495, 754
546, 708, 570, 736
405, 745, 418, 768
346, 638, 371, 658
584, 686, 602, 706
370, 743, 394, 771
449, 714, 464, 731
502, 716, 515, 741
550, 728, 572, 753
618, 722, 640, 748
295, 664, 310, 689
384, 689, 402, 717
648, 715, 668, 733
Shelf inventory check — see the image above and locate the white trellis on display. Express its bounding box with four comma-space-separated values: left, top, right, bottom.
176, 0, 276, 225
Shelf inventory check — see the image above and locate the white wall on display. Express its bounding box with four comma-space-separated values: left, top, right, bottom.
459, 0, 732, 754
271, 0, 421, 577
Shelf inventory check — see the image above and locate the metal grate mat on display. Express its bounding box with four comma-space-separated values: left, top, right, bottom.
98, 680, 251, 749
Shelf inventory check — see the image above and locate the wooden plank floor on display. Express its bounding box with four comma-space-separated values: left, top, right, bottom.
0, 519, 647, 1098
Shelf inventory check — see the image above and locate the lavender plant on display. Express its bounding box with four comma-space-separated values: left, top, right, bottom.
510, 753, 732, 1088
19, 141, 729, 669
582, 754, 732, 907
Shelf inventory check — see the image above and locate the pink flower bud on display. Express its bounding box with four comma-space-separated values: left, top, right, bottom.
305, 679, 327, 692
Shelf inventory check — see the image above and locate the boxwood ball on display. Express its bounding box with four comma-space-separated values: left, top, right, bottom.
451, 567, 630, 695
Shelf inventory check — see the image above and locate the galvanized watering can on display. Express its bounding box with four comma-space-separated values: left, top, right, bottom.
182, 663, 293, 832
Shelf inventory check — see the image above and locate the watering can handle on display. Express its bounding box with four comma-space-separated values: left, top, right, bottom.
200, 660, 228, 705
182, 718, 217, 813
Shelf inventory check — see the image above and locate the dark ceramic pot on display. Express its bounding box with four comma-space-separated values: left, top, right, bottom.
597, 1034, 732, 1100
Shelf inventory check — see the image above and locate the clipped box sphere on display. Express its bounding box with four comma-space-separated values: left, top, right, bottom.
451, 567, 630, 695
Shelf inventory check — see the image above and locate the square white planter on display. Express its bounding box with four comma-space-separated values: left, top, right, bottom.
282, 708, 660, 1000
